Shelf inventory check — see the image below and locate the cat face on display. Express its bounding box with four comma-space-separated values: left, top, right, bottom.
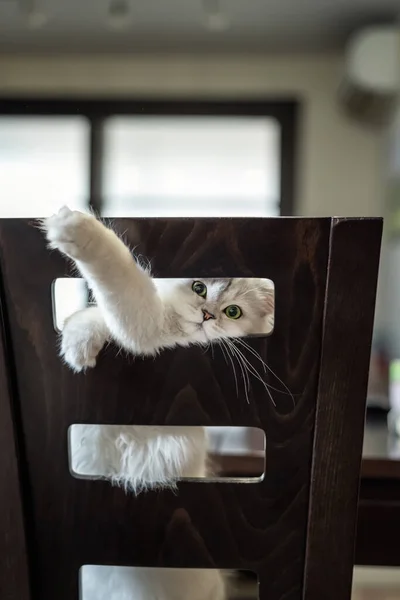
166, 278, 274, 343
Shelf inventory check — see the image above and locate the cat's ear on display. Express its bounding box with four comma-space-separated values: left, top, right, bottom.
257, 279, 275, 317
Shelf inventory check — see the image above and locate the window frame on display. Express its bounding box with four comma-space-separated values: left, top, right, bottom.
0, 98, 298, 215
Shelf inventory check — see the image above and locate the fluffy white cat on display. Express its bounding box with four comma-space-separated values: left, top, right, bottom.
43, 206, 273, 600
44, 206, 273, 490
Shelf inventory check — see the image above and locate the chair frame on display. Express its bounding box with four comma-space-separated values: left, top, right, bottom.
0, 216, 382, 600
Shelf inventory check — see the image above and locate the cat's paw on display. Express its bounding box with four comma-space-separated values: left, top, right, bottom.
43, 206, 101, 260
61, 312, 105, 372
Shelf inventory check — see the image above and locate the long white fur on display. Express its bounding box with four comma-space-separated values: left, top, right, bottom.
69, 425, 207, 491
43, 206, 273, 600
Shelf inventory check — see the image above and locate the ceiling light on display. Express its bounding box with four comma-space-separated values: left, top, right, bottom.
203, 0, 229, 32
108, 0, 131, 30
19, 0, 49, 29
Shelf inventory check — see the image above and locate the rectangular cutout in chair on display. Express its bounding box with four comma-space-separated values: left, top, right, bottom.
68, 425, 266, 483
79, 566, 258, 600
52, 277, 275, 336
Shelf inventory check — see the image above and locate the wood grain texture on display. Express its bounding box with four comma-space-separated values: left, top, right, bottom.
0, 277, 31, 599
303, 218, 383, 600
0, 217, 380, 600
212, 416, 400, 568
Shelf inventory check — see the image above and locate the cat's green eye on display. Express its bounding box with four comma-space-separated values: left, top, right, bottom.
192, 281, 207, 298
224, 305, 242, 320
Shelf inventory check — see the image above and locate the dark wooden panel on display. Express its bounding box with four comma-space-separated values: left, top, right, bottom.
303, 218, 382, 600
211, 453, 400, 567
0, 217, 331, 600
0, 285, 31, 598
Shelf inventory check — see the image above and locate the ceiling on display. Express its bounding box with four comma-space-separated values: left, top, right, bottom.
0, 0, 398, 54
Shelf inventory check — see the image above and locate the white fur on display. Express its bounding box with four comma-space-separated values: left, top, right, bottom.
44, 207, 273, 367
69, 425, 207, 490
43, 206, 274, 489
43, 207, 273, 600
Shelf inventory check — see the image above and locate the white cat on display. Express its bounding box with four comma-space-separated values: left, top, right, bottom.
44, 206, 274, 489
43, 206, 273, 600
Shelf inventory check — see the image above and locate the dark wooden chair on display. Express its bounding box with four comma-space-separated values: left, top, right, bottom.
0, 217, 382, 600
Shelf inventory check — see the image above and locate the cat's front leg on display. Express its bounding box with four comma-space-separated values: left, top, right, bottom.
61, 306, 109, 372
43, 207, 164, 354
44, 206, 113, 262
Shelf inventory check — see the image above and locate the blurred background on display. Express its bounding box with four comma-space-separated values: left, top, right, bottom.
1, 1, 400, 598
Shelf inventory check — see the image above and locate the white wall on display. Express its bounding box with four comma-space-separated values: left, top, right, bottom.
0, 52, 384, 218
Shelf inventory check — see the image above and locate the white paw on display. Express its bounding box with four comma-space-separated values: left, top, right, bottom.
61, 312, 105, 372
43, 206, 100, 260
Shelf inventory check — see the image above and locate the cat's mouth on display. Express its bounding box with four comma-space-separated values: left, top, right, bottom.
187, 320, 210, 335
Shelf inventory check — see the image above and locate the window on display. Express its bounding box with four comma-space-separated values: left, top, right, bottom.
0, 99, 298, 217
0, 116, 89, 217
103, 116, 281, 217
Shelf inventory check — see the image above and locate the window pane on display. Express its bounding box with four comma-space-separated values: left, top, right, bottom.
103, 116, 280, 217
0, 117, 89, 217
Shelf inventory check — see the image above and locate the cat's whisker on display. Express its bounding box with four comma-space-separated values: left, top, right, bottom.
233, 344, 278, 400
235, 338, 295, 407
227, 339, 260, 387
236, 338, 267, 373
229, 340, 278, 407
217, 340, 229, 366
228, 339, 276, 406
226, 340, 248, 385
225, 339, 250, 404
200, 341, 211, 355
223, 339, 248, 402
220, 339, 239, 398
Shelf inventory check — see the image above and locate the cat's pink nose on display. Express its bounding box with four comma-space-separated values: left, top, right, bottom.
202, 309, 215, 321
